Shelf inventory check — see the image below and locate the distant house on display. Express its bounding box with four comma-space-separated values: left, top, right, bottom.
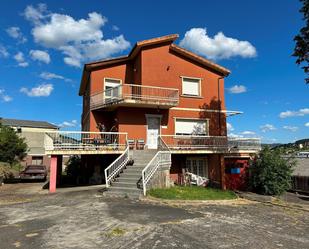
291, 156, 309, 193
1, 118, 58, 168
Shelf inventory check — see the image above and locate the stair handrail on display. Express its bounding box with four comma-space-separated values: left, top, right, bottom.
104, 142, 129, 188
141, 136, 171, 196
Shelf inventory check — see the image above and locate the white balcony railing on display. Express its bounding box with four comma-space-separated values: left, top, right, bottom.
90, 84, 179, 110
159, 135, 261, 152
228, 137, 261, 151
160, 135, 228, 150
45, 131, 128, 152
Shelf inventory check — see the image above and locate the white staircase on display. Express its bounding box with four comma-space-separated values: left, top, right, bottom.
104, 150, 157, 198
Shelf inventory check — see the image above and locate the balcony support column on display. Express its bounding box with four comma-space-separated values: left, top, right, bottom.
49, 155, 58, 193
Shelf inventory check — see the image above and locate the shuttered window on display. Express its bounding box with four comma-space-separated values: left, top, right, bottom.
182, 77, 201, 96
175, 119, 208, 135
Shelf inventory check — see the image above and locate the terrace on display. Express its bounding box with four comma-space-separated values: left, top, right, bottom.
44, 131, 128, 155
160, 135, 261, 154
90, 84, 179, 110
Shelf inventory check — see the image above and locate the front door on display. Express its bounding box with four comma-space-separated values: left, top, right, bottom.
147, 116, 160, 149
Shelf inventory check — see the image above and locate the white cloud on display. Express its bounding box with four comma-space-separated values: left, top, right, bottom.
13, 52, 29, 67
283, 126, 298, 132
305, 122, 309, 127
58, 119, 78, 128
0, 89, 13, 102
24, 4, 130, 67
279, 108, 309, 118
228, 133, 244, 138
227, 122, 234, 132
39, 71, 71, 82
20, 83, 53, 97
6, 27, 27, 43
0, 44, 9, 58
240, 131, 256, 135
227, 85, 247, 94
260, 124, 276, 133
23, 3, 47, 24
29, 50, 51, 64
179, 28, 257, 60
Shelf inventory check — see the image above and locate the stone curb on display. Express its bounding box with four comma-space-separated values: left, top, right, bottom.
140, 195, 253, 206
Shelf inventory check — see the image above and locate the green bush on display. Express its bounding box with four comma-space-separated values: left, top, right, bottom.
250, 147, 295, 196
0, 125, 28, 165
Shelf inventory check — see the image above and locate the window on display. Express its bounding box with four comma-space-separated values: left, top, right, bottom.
32, 156, 43, 165
175, 119, 208, 135
186, 157, 208, 177
104, 78, 121, 98
182, 77, 201, 96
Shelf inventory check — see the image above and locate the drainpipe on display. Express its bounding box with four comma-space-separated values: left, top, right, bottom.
217, 77, 224, 136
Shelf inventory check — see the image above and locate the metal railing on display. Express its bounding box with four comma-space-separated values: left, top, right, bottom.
45, 131, 128, 151
104, 144, 130, 188
160, 135, 261, 151
142, 150, 171, 196
160, 135, 228, 150
90, 84, 179, 109
228, 137, 261, 151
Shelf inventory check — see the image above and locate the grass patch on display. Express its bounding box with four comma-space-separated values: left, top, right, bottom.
148, 186, 237, 200
108, 228, 126, 237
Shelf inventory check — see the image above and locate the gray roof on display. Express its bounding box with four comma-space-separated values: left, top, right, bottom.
293, 158, 309, 176
1, 118, 58, 129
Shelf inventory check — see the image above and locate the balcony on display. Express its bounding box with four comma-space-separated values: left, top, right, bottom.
90, 84, 179, 110
44, 131, 128, 155
159, 135, 261, 154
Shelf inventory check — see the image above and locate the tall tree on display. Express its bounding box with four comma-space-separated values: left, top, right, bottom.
0, 124, 28, 165
293, 0, 309, 84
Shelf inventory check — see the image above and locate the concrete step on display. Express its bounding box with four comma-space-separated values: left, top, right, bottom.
124, 168, 144, 174
116, 174, 141, 180
107, 186, 142, 198
112, 181, 138, 188
121, 172, 142, 177
125, 165, 146, 170
116, 177, 140, 183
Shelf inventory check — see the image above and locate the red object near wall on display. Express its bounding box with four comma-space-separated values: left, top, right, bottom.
225, 158, 250, 190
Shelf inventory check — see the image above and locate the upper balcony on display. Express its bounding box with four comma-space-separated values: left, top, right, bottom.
90, 84, 179, 111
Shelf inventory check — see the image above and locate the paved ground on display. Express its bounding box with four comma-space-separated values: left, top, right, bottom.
0, 184, 309, 249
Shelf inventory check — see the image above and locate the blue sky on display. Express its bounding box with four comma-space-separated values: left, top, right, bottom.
0, 0, 308, 143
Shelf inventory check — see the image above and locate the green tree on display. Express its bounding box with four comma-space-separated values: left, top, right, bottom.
250, 147, 295, 196
0, 124, 28, 165
293, 0, 309, 84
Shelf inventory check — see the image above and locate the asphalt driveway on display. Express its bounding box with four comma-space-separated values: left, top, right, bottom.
0, 185, 308, 249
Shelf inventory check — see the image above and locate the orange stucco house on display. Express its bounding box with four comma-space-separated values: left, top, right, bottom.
73, 34, 260, 195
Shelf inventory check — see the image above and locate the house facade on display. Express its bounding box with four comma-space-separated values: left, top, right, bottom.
0, 118, 59, 169
77, 34, 260, 191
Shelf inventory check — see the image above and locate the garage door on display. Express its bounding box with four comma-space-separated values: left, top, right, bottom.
175, 119, 208, 135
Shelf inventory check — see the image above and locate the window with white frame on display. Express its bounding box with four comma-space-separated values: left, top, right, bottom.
182, 77, 201, 96
104, 78, 121, 98
186, 157, 208, 177
175, 118, 208, 135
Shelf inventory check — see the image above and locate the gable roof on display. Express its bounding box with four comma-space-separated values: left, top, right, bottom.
79, 34, 230, 95
0, 118, 58, 129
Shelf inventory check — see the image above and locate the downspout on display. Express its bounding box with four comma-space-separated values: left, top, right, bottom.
217, 76, 224, 136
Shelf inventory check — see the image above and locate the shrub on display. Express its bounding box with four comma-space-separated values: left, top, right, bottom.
250, 147, 295, 196
0, 125, 28, 165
